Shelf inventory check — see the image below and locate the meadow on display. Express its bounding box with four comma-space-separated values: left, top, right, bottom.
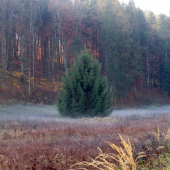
0, 105, 170, 169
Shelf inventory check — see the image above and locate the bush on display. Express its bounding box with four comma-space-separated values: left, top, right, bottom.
57, 49, 112, 117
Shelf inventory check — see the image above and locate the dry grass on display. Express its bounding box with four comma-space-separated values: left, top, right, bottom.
70, 125, 170, 170
71, 134, 140, 170
0, 114, 169, 169
71, 125, 170, 170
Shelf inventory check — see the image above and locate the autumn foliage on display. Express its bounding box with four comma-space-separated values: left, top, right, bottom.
0, 0, 169, 105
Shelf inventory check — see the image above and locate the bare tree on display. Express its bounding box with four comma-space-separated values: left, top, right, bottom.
0, 0, 6, 86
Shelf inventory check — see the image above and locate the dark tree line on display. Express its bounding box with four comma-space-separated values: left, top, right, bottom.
0, 0, 170, 100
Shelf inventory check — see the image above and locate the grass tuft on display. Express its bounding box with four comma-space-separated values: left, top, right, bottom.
71, 134, 140, 170
71, 126, 170, 170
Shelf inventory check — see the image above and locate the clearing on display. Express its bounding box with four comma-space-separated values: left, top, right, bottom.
0, 104, 170, 169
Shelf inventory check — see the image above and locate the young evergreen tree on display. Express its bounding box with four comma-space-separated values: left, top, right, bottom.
57, 49, 112, 117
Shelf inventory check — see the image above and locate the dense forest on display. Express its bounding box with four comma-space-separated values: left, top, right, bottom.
0, 0, 170, 104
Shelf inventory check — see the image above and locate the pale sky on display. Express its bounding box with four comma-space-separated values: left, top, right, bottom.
119, 0, 170, 16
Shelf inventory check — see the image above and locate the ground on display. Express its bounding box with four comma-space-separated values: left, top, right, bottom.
0, 70, 170, 108
0, 104, 170, 169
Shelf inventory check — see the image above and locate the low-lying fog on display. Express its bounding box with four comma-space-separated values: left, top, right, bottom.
0, 104, 170, 123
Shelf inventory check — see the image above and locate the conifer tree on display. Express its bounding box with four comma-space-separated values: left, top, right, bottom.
125, 1, 143, 94
162, 58, 170, 95
57, 49, 112, 117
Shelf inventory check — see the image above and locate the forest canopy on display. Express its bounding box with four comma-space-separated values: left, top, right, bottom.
0, 0, 170, 102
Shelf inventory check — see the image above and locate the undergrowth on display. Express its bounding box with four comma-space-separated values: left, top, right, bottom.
0, 114, 170, 169
71, 126, 170, 170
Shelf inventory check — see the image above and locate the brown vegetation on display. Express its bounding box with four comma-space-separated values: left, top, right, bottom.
0, 113, 170, 169
1, 71, 170, 108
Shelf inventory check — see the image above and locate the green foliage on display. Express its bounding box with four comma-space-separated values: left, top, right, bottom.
20, 102, 33, 106
57, 49, 112, 117
19, 75, 26, 83
114, 71, 134, 100
99, 0, 143, 101
71, 36, 83, 54
162, 58, 170, 95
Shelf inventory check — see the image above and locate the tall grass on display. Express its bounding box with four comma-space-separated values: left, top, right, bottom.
71, 127, 170, 170
71, 134, 145, 170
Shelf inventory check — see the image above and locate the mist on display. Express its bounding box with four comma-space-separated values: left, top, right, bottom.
0, 104, 170, 124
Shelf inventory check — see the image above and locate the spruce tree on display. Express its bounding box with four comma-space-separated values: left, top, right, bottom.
57, 49, 112, 117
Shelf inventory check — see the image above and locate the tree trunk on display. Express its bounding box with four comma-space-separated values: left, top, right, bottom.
52, 35, 55, 85
21, 3, 24, 76
1, 3, 5, 86
57, 39, 60, 89
48, 37, 51, 83
63, 32, 68, 79
28, 41, 31, 95
32, 32, 35, 89
147, 36, 150, 95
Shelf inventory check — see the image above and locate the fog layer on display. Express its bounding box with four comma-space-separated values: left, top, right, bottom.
0, 104, 170, 124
